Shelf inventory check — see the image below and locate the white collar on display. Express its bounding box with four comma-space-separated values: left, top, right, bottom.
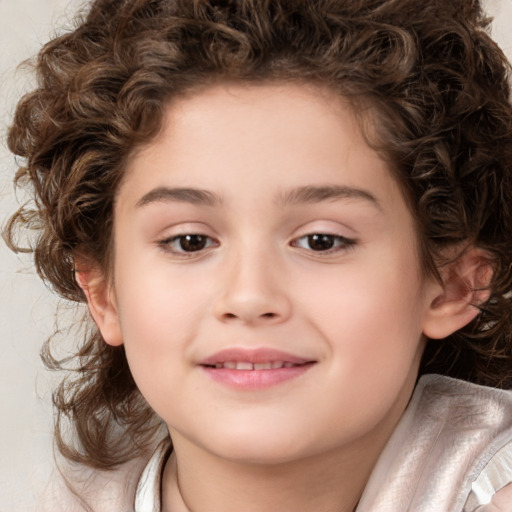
135, 438, 172, 512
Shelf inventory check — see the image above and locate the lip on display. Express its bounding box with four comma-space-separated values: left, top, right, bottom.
200, 347, 312, 366
199, 348, 316, 390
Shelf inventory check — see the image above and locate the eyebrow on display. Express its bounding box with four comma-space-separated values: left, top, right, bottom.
136, 187, 223, 208
136, 184, 380, 210
276, 185, 381, 210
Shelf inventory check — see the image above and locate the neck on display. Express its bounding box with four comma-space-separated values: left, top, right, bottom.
162, 432, 388, 512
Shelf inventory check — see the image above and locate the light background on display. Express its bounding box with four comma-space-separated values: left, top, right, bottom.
0, 0, 511, 509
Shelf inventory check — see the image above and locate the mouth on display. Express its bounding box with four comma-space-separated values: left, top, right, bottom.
205, 361, 303, 370
199, 348, 316, 389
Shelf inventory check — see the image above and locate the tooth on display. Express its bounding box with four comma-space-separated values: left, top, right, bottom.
215, 363, 223, 369
236, 362, 253, 370
254, 362, 272, 370
283, 362, 295, 368
224, 362, 237, 369
271, 361, 284, 369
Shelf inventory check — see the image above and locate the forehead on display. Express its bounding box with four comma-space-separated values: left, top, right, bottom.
119, 82, 407, 217
127, 84, 380, 175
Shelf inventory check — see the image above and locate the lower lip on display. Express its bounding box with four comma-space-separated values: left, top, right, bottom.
201, 363, 315, 390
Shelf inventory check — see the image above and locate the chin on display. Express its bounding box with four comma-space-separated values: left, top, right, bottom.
180, 420, 303, 465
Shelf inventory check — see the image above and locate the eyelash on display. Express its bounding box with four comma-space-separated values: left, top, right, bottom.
158, 233, 356, 257
291, 233, 356, 254
158, 234, 219, 256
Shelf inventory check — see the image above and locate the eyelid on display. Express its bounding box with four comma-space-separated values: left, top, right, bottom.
154, 221, 216, 243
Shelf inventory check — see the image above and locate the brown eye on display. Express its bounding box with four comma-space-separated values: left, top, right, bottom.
160, 234, 217, 254
292, 233, 356, 253
178, 234, 208, 252
307, 234, 336, 251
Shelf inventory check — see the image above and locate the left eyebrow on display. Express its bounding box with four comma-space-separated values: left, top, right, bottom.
276, 185, 381, 210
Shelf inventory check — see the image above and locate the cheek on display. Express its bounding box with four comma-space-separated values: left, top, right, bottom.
111, 254, 212, 396
114, 242, 209, 340
114, 286, 197, 418
297, 250, 427, 371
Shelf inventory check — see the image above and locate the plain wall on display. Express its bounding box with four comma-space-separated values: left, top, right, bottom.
1, 0, 511, 509
1, 1, 80, 509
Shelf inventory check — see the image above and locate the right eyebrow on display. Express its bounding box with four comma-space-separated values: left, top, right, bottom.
136, 187, 223, 208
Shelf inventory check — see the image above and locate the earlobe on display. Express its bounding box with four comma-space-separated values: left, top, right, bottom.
75, 261, 123, 347
422, 247, 492, 340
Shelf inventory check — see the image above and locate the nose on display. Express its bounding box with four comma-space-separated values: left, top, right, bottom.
213, 248, 292, 326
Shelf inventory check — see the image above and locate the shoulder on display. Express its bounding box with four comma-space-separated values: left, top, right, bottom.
357, 375, 512, 512
418, 376, 512, 511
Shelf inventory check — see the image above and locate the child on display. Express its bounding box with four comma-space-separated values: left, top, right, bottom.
4, 0, 512, 510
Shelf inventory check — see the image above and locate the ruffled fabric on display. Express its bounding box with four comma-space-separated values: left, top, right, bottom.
467, 444, 512, 510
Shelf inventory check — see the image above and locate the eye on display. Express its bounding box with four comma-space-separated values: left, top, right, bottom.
292, 233, 355, 253
159, 234, 218, 254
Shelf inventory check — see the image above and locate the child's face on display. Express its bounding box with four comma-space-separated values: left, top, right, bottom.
102, 83, 443, 465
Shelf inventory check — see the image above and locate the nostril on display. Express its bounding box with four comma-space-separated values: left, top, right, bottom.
223, 312, 276, 320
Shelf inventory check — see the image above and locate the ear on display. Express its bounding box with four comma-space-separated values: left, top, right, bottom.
422, 247, 492, 340
74, 259, 123, 347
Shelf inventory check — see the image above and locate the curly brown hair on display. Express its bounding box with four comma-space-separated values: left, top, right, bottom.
4, 0, 512, 470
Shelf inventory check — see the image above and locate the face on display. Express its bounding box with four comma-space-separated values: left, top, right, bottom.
99, 83, 442, 466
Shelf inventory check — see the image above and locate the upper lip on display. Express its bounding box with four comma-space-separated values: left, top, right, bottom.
199, 347, 313, 366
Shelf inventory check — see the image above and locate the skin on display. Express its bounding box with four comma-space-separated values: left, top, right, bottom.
81, 83, 483, 511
